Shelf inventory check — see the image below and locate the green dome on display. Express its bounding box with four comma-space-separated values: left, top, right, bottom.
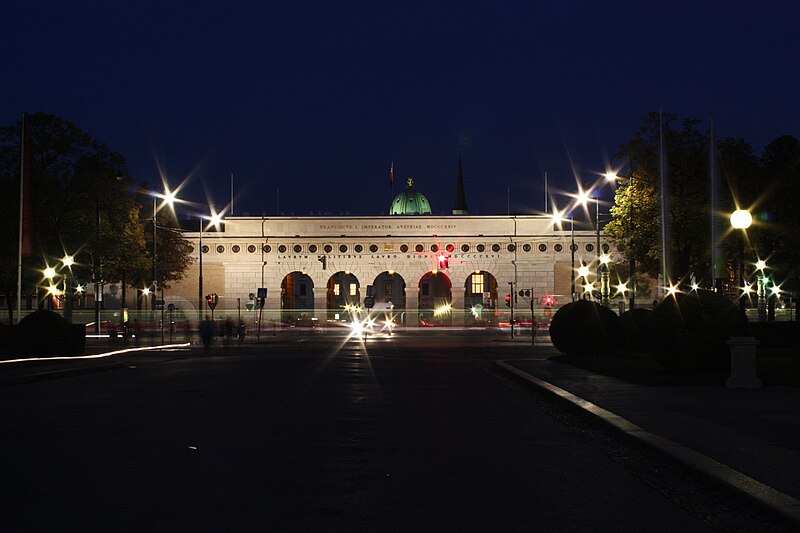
389, 177, 432, 215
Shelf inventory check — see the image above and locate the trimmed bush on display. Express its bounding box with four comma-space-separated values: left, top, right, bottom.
647, 290, 742, 372
16, 310, 74, 357
549, 300, 621, 354
749, 321, 800, 354
619, 308, 653, 352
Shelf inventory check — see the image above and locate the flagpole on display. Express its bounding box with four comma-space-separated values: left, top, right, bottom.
659, 110, 668, 290
16, 114, 25, 323
389, 161, 394, 213
230, 172, 234, 215
544, 171, 549, 214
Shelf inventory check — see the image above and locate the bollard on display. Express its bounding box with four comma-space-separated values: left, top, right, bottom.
726, 337, 761, 388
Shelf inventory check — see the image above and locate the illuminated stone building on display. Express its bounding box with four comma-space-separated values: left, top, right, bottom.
167, 174, 620, 325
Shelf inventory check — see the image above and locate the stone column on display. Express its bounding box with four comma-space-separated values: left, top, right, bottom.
313, 291, 328, 325
405, 286, 419, 327
450, 289, 465, 326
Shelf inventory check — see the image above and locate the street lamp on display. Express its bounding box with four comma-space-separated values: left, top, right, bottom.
61, 254, 75, 323
198, 211, 224, 318
151, 190, 177, 310
43, 266, 57, 310
552, 209, 577, 302
730, 209, 752, 313
755, 259, 767, 322
607, 154, 638, 311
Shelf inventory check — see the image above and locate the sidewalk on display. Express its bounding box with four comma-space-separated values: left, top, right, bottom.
500, 356, 800, 524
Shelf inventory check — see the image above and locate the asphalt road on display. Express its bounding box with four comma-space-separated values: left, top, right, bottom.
0, 334, 759, 531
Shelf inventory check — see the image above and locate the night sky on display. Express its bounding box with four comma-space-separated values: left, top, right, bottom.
3, 1, 799, 217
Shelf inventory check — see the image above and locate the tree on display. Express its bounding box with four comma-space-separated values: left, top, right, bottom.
759, 135, 800, 293
606, 112, 713, 281
0, 112, 192, 320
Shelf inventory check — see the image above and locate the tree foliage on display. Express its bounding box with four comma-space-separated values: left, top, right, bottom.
0, 112, 193, 314
606, 112, 800, 293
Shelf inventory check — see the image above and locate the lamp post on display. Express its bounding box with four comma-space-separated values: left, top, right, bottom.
62, 255, 74, 323
730, 209, 753, 314
552, 210, 577, 302
151, 190, 177, 310
577, 264, 590, 300
600, 254, 610, 307
198, 216, 204, 319
606, 158, 637, 311
755, 259, 767, 322
43, 266, 57, 310
198, 212, 223, 319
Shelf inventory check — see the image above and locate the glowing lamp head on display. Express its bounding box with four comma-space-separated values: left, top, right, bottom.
577, 265, 590, 278
604, 171, 618, 182
616, 283, 627, 294
43, 267, 56, 279
730, 209, 752, 229
47, 285, 59, 296
600, 254, 610, 265
577, 191, 590, 206
770, 285, 781, 296
666, 284, 679, 296
583, 282, 594, 293
142, 287, 151, 296
755, 260, 766, 271
62, 255, 74, 267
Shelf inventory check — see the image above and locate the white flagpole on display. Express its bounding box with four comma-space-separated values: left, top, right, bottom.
16, 114, 25, 323
544, 171, 549, 214
659, 110, 668, 289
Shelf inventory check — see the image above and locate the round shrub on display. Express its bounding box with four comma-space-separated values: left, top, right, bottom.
16, 310, 73, 357
647, 290, 742, 372
619, 308, 653, 352
549, 300, 621, 354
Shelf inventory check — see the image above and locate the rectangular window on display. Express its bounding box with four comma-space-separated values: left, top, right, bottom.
384, 243, 394, 252
421, 284, 429, 296
471, 275, 484, 294
384, 282, 393, 296
334, 283, 340, 296
300, 284, 307, 296
349, 284, 357, 296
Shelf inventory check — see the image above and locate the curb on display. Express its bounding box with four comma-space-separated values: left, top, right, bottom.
495, 360, 800, 527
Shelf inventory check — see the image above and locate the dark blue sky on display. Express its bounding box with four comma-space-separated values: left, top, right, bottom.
3, 1, 798, 216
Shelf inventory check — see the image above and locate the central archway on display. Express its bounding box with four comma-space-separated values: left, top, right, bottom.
371, 271, 406, 324
418, 271, 452, 326
327, 271, 360, 320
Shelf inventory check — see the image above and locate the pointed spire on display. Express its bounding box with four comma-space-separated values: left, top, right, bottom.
452, 153, 468, 215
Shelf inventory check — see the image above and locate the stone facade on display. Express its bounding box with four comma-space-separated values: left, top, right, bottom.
165, 214, 621, 324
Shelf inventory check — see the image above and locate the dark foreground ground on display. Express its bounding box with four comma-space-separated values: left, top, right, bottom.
0, 334, 791, 531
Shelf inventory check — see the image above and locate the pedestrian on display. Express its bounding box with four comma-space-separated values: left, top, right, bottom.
224, 316, 234, 350
201, 315, 214, 352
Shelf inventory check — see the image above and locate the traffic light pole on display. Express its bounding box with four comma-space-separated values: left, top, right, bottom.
508, 281, 514, 339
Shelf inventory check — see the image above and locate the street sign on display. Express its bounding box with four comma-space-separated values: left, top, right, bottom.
364, 297, 375, 308
257, 287, 267, 299
167, 303, 175, 312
